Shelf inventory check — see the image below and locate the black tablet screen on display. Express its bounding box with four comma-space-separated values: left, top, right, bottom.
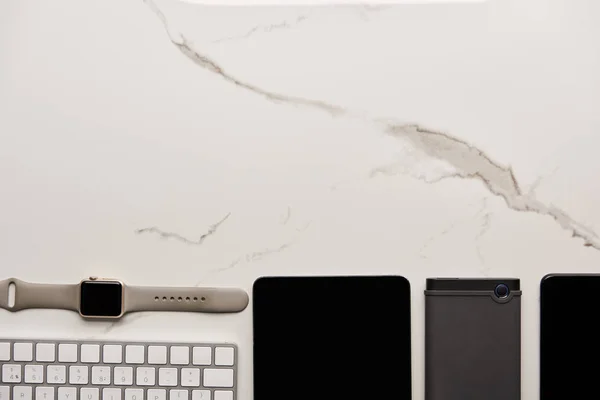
253, 276, 412, 400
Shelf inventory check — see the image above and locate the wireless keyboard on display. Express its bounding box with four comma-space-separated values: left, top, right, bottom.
0, 340, 237, 400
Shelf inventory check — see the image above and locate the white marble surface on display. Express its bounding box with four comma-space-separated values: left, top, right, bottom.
1, 0, 599, 398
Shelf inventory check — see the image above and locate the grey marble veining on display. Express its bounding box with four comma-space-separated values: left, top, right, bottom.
145, 0, 600, 250
136, 213, 231, 246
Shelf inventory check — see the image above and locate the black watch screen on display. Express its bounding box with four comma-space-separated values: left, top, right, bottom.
79, 280, 124, 317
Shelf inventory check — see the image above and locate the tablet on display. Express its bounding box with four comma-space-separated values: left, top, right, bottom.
253, 276, 412, 400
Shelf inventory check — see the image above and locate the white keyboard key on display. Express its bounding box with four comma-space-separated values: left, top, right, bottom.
147, 390, 165, 400
0, 386, 9, 400
80, 388, 99, 400
136, 367, 156, 386
214, 348, 234, 367
0, 340, 235, 398
114, 367, 133, 385
125, 346, 144, 364
124, 389, 143, 400
102, 389, 120, 400
24, 365, 44, 384
3, 364, 22, 383
158, 368, 177, 387
213, 392, 232, 400
103, 345, 122, 364
57, 387, 76, 400
69, 366, 88, 385
169, 347, 189, 365
180, 369, 200, 387
14, 343, 33, 362
58, 344, 78, 363
14, 386, 33, 400
46, 366, 66, 384
80, 345, 100, 363
0, 343, 10, 361
91, 366, 110, 385
148, 346, 167, 365
36, 344, 56, 362
192, 348, 211, 366
203, 369, 233, 388
191, 391, 210, 400
36, 387, 54, 400
169, 391, 187, 400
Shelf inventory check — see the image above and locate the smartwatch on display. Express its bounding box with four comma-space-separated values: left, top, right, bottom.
0, 277, 249, 319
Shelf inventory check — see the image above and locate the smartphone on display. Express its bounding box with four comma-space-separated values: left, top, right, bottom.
425, 278, 521, 400
540, 274, 600, 399
253, 276, 412, 400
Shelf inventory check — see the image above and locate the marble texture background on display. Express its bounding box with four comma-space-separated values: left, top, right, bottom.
1, 0, 599, 398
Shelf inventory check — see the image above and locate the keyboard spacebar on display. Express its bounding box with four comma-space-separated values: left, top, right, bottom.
203, 369, 234, 388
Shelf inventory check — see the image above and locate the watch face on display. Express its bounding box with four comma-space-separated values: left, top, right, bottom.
80, 280, 123, 317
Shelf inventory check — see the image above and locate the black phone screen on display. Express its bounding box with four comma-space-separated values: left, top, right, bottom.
253, 276, 412, 400
540, 274, 600, 399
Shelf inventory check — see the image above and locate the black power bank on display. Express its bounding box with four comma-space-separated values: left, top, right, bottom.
425, 278, 521, 400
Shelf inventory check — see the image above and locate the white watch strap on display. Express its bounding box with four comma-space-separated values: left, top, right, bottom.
1, 278, 249, 315
125, 285, 249, 313
0, 278, 79, 312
